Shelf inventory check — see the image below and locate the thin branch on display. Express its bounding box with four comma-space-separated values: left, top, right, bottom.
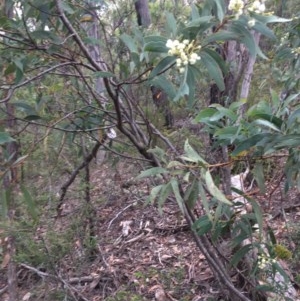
56, 138, 108, 216
0, 62, 82, 103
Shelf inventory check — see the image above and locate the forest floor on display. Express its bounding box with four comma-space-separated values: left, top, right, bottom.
1, 158, 300, 301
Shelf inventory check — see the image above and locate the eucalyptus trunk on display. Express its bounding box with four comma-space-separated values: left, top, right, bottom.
134, 0, 151, 27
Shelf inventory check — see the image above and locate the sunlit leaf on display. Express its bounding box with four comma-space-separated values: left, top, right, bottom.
204, 170, 232, 205
181, 140, 207, 164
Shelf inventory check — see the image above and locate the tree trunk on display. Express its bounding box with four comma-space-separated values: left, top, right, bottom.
2, 2, 19, 300
134, 0, 151, 27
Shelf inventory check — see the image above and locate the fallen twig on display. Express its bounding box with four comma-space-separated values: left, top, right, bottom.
108, 202, 135, 229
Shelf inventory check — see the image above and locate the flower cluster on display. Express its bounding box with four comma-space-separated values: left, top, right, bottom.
248, 0, 266, 14
166, 39, 201, 73
228, 0, 244, 18
228, 0, 267, 19
258, 254, 276, 270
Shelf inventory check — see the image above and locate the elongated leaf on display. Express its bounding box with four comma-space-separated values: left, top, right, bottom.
203, 30, 238, 44
21, 185, 38, 222
0, 189, 8, 218
248, 198, 263, 236
184, 177, 199, 210
120, 34, 138, 53
201, 49, 225, 91
144, 41, 168, 53
170, 178, 184, 213
229, 22, 257, 57
204, 170, 232, 205
252, 119, 281, 132
181, 140, 207, 164
249, 113, 283, 129
252, 162, 265, 194
158, 182, 172, 214
192, 215, 213, 236
149, 56, 176, 79
146, 185, 163, 205
150, 75, 176, 99
212, 0, 225, 22
232, 134, 266, 156
230, 244, 253, 267
198, 180, 213, 220
165, 12, 177, 36
254, 14, 291, 24
253, 21, 276, 40
194, 108, 217, 123
186, 16, 211, 27
0, 132, 15, 145
137, 167, 167, 179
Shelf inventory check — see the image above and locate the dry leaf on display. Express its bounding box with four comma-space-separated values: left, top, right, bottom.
22, 292, 31, 301
1, 253, 10, 269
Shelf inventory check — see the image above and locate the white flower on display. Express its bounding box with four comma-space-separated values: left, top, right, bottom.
176, 58, 182, 67
183, 39, 189, 45
190, 52, 200, 60
258, 3, 265, 12
166, 39, 174, 48
179, 67, 185, 73
248, 0, 266, 13
248, 18, 256, 27
228, 0, 244, 12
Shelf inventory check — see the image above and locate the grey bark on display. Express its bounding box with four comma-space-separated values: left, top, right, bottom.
134, 0, 151, 27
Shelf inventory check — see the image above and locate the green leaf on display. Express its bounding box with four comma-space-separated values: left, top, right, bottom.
165, 12, 177, 36
252, 163, 265, 194
249, 113, 283, 129
0, 132, 15, 145
146, 185, 163, 205
170, 178, 184, 213
252, 21, 276, 40
232, 134, 266, 156
248, 198, 263, 236
0, 189, 9, 218
204, 170, 232, 205
149, 56, 176, 79
186, 16, 211, 28
192, 215, 213, 236
120, 33, 138, 53
230, 244, 253, 267
158, 182, 172, 214
203, 30, 237, 44
12, 102, 37, 115
181, 140, 207, 164
21, 185, 38, 222
184, 177, 199, 210
144, 41, 168, 53
212, 0, 225, 22
201, 49, 225, 91
254, 14, 291, 24
229, 22, 257, 57
198, 180, 213, 220
137, 167, 167, 179
149, 76, 176, 99
194, 108, 217, 123
93, 71, 115, 78
252, 119, 281, 132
